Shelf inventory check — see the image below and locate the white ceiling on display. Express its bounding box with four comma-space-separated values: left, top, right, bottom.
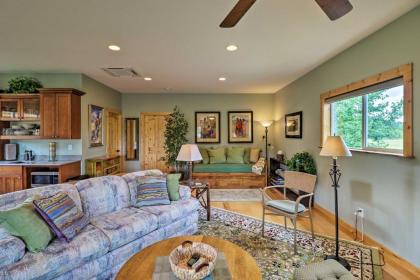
0, 0, 419, 94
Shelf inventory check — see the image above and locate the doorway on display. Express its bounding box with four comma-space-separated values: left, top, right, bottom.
140, 112, 169, 171
106, 109, 123, 157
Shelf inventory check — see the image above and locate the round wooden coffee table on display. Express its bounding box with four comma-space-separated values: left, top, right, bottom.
116, 235, 262, 280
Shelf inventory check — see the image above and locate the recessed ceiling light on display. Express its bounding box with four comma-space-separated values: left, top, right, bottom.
144, 77, 152, 81
108, 45, 121, 51
219, 77, 227, 81
226, 45, 238, 51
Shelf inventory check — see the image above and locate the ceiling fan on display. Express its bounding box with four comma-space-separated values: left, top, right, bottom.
220, 0, 353, 28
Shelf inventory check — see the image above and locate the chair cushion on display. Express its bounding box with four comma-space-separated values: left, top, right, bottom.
266, 200, 306, 213
0, 197, 54, 253
76, 176, 130, 219
90, 207, 158, 250
135, 176, 171, 207
3, 224, 110, 280
33, 192, 89, 242
294, 259, 355, 280
140, 199, 200, 227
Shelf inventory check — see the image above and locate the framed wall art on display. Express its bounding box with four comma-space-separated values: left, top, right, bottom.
228, 111, 253, 143
195, 111, 221, 143
285, 111, 302, 138
89, 104, 104, 147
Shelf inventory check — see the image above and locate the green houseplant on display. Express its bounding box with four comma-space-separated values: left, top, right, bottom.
8, 76, 43, 93
164, 106, 189, 172
286, 151, 317, 175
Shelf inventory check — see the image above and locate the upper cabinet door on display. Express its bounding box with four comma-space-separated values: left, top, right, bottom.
55, 93, 72, 139
40, 93, 56, 138
0, 99, 20, 120
21, 98, 40, 120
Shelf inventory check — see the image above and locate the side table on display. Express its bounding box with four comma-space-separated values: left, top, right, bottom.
181, 179, 211, 221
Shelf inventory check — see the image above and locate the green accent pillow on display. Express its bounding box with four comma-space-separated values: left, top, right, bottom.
226, 147, 245, 164
0, 197, 54, 252
208, 148, 226, 164
167, 173, 182, 201
243, 148, 251, 164
199, 148, 209, 164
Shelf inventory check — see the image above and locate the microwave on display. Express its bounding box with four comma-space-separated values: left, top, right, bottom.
31, 171, 59, 187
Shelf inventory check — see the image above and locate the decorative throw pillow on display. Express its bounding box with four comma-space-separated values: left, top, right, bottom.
135, 176, 171, 207
208, 148, 226, 164
199, 148, 209, 164
0, 197, 54, 252
249, 148, 260, 163
226, 147, 245, 164
33, 192, 89, 242
243, 148, 251, 164
167, 173, 182, 201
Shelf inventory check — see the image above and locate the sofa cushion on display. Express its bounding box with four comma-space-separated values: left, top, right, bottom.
76, 176, 130, 219
135, 176, 171, 207
243, 148, 251, 164
193, 163, 253, 173
167, 173, 182, 201
226, 147, 245, 164
208, 148, 226, 164
250, 148, 260, 163
141, 198, 200, 227
33, 192, 89, 242
90, 207, 158, 250
0, 197, 54, 253
0, 183, 81, 212
122, 170, 165, 205
199, 148, 209, 164
3, 224, 110, 280
0, 228, 25, 269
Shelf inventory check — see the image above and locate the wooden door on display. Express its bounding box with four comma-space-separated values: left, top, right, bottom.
40, 93, 56, 138
56, 93, 72, 139
140, 113, 169, 171
106, 110, 122, 157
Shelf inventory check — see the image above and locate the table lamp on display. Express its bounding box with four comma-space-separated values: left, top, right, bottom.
176, 144, 202, 181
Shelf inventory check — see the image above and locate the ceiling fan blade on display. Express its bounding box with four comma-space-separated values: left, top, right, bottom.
315, 0, 353, 21
220, 0, 256, 28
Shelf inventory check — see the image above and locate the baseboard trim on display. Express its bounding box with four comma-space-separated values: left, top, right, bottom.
313, 202, 420, 277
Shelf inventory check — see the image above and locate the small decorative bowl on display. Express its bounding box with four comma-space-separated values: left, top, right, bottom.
169, 241, 217, 280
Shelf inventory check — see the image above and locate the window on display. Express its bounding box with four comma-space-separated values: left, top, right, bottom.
321, 64, 413, 157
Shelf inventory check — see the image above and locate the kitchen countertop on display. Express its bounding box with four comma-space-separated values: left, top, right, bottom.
0, 159, 81, 166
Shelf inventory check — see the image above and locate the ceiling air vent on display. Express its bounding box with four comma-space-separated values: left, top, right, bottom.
102, 67, 140, 77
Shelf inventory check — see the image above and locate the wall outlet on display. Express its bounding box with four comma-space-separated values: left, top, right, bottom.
67, 144, 73, 151
356, 207, 364, 218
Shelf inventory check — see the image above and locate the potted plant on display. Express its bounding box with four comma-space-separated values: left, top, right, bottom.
286, 151, 317, 175
7, 76, 43, 93
164, 106, 189, 175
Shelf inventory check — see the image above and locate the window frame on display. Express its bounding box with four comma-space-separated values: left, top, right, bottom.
320, 64, 413, 157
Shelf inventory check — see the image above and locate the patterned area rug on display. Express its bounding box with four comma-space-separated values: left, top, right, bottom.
209, 189, 262, 202
197, 207, 383, 280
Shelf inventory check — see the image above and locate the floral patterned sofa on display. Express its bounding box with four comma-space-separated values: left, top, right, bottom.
0, 171, 199, 280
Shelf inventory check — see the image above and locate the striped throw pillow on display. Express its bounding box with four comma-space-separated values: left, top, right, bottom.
135, 176, 170, 207
33, 192, 89, 242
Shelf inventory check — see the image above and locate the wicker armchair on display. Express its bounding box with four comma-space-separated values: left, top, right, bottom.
262, 171, 317, 254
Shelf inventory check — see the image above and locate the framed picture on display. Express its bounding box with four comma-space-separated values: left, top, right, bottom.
228, 111, 253, 143
195, 111, 221, 143
89, 104, 104, 147
285, 111, 302, 138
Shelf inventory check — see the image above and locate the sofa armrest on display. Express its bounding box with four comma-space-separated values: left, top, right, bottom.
179, 185, 192, 200
0, 228, 25, 269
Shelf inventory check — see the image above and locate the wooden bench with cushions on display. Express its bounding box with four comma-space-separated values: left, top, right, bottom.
192, 147, 267, 189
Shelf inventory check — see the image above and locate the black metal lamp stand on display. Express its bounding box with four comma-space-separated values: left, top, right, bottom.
264, 126, 269, 186
324, 157, 351, 270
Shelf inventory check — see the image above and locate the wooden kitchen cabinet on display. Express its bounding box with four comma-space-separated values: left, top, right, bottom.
0, 95, 40, 121
39, 88, 85, 139
0, 166, 24, 194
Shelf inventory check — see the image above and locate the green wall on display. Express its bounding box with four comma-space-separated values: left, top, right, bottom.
273, 6, 420, 266
122, 93, 275, 172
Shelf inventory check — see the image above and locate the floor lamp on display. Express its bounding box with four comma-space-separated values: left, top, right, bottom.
320, 135, 352, 270
176, 144, 202, 182
259, 120, 273, 185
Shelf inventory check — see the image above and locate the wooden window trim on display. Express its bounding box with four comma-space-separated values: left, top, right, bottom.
320, 63, 413, 158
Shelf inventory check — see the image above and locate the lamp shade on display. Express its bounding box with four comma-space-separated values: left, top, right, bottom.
259, 120, 273, 128
176, 144, 203, 162
320, 136, 352, 157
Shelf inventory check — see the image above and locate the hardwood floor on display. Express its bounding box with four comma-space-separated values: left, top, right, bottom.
211, 189, 420, 280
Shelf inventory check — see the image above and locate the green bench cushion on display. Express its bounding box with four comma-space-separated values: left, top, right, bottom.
193, 163, 253, 173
